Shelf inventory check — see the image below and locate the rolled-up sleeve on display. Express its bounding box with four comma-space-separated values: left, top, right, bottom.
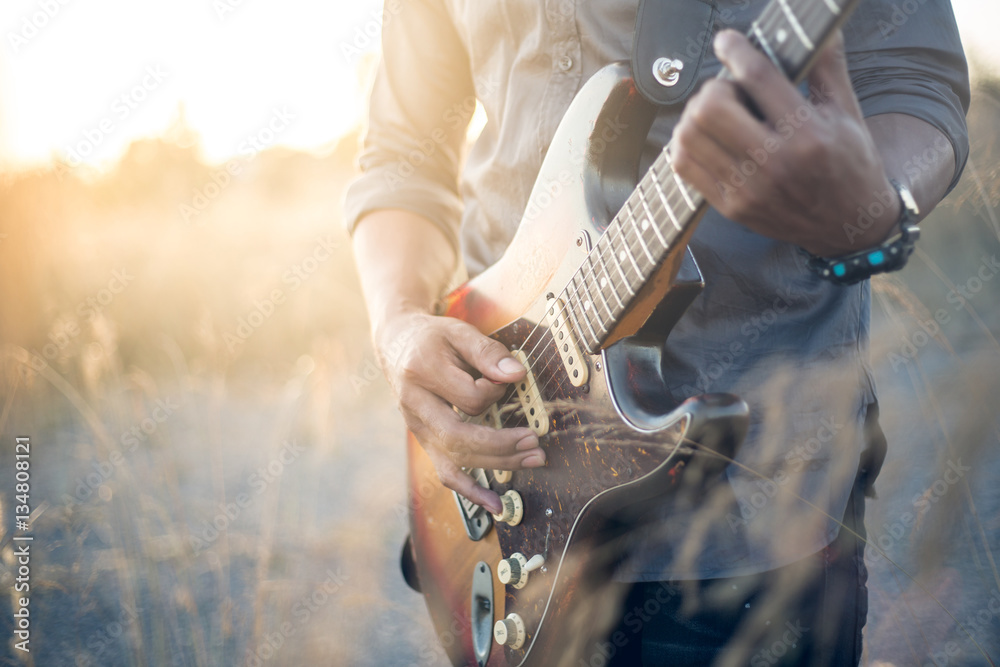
844, 0, 971, 192
343, 0, 475, 253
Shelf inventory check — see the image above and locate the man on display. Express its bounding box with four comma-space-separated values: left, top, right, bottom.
346, 0, 969, 663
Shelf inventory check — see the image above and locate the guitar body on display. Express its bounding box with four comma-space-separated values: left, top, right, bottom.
406, 62, 750, 667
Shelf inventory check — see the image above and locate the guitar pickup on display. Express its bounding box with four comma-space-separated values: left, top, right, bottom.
512, 349, 550, 436
545, 298, 589, 387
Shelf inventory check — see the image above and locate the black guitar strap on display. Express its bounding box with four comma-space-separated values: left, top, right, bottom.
631, 0, 718, 107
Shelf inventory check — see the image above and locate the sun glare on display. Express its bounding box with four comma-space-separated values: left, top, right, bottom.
0, 0, 997, 172
0, 0, 383, 171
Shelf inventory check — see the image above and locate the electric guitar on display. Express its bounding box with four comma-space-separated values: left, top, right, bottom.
405, 0, 862, 664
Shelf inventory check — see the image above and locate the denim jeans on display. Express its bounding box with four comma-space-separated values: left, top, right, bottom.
606, 477, 869, 667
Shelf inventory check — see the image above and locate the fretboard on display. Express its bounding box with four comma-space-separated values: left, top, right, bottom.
560, 0, 862, 353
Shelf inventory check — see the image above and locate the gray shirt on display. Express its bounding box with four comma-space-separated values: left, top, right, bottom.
344, 0, 969, 579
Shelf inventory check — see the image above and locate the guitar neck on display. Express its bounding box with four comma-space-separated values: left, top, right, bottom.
559, 0, 862, 354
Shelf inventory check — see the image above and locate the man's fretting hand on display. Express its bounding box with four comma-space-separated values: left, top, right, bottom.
672, 30, 901, 257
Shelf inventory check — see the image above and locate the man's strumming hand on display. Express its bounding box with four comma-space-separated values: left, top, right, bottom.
353, 210, 544, 516
373, 309, 544, 515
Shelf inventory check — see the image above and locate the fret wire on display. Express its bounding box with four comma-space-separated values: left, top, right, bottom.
751, 21, 783, 72
563, 227, 624, 339
779, 0, 835, 59
623, 211, 653, 278
564, 284, 599, 351
605, 226, 636, 296
543, 0, 847, 366
583, 261, 613, 335
807, 0, 836, 35
761, 2, 802, 70
625, 202, 656, 265
594, 241, 626, 309
583, 255, 616, 324
572, 276, 604, 344
636, 184, 668, 248
613, 220, 643, 281
552, 0, 845, 361
771, 2, 822, 78
776, 0, 814, 49
630, 166, 690, 253
648, 164, 683, 232
661, 152, 699, 211
574, 272, 606, 335
649, 157, 700, 236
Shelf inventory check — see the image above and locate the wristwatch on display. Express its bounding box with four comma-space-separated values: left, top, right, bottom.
806, 179, 921, 286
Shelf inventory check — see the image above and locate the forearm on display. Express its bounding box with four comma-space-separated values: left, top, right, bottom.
352, 209, 458, 339
866, 112, 956, 226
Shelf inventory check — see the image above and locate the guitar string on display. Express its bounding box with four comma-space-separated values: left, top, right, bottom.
490, 5, 826, 434
498, 0, 813, 371
490, 0, 837, 431
502, 0, 807, 372
508, 139, 699, 369
510, 182, 702, 416
495, 168, 700, 429
494, 0, 807, 409
511, 0, 838, 379
498, 110, 775, 424
507, 0, 844, 424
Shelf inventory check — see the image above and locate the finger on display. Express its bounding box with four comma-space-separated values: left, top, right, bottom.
671, 149, 727, 211
807, 30, 862, 120
713, 29, 805, 123
447, 322, 527, 384
426, 452, 502, 513
683, 79, 771, 158
441, 418, 544, 469
424, 360, 509, 416
406, 387, 541, 463
673, 115, 742, 187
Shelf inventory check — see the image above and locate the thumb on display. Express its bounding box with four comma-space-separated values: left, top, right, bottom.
449, 323, 526, 384
808, 30, 862, 120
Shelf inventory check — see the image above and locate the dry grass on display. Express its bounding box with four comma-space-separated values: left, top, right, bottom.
0, 89, 997, 666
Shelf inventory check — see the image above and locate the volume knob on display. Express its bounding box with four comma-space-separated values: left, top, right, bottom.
493, 613, 526, 649
492, 490, 523, 526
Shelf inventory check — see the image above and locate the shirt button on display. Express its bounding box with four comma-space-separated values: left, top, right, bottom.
557, 55, 573, 72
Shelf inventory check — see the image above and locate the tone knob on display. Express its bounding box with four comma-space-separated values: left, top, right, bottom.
491, 490, 523, 526
497, 553, 527, 588
493, 613, 526, 649
493, 469, 512, 484
497, 553, 545, 589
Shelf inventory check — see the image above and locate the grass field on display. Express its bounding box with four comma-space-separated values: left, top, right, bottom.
0, 89, 999, 666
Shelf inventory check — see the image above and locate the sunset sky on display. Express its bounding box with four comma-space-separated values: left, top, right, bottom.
0, 0, 997, 171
